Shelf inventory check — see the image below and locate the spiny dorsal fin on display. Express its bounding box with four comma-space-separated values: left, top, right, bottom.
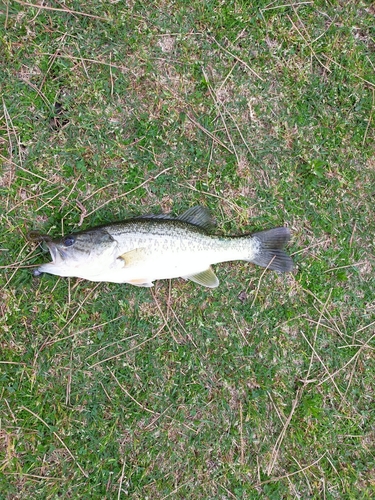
177, 206, 215, 231
136, 206, 215, 232
135, 213, 174, 221
184, 267, 219, 288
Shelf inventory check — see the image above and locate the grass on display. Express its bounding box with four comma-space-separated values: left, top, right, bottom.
1, 0, 375, 498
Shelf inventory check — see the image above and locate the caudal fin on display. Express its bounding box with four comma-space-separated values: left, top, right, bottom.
251, 227, 294, 273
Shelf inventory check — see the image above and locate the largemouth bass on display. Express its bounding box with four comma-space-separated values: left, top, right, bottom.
29, 206, 293, 288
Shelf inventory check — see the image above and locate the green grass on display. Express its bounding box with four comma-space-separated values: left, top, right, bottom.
1, 0, 375, 498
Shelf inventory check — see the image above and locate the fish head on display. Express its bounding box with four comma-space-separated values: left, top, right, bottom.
30, 229, 118, 278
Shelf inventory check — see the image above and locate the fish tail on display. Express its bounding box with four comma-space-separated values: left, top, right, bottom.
250, 227, 294, 272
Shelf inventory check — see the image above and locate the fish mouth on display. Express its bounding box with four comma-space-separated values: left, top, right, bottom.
45, 241, 59, 262
28, 232, 63, 262
28, 231, 68, 273
44, 240, 72, 264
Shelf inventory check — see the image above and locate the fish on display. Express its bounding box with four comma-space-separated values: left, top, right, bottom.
28, 206, 294, 288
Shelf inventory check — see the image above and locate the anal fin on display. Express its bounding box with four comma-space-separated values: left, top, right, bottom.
184, 267, 219, 288
127, 278, 154, 287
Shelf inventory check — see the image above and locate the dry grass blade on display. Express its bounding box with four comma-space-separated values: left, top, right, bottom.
305, 289, 332, 380
317, 321, 375, 387
167, 297, 199, 348
2, 99, 18, 185
259, 452, 327, 486
300, 330, 343, 398
117, 460, 127, 500
109, 369, 155, 414
186, 114, 233, 153
180, 181, 246, 216
291, 455, 313, 494
0, 155, 54, 184
239, 400, 245, 465
210, 36, 264, 81
0, 361, 26, 365
201, 67, 241, 165
151, 288, 180, 344
84, 167, 173, 219
287, 11, 331, 73
5, 472, 63, 481
321, 53, 375, 89
323, 262, 367, 273
35, 186, 67, 212
160, 480, 194, 500
2, 241, 30, 288
39, 282, 102, 350
213, 481, 237, 499
42, 52, 131, 73
223, 106, 256, 159
250, 256, 276, 307
89, 323, 167, 368
261, 2, 313, 12
13, 0, 109, 21
267, 385, 304, 475
363, 88, 375, 146
303, 288, 348, 343
21, 406, 88, 478
85, 335, 139, 360
6, 186, 57, 215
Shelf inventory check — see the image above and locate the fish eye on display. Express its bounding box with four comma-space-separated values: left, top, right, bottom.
63, 235, 75, 247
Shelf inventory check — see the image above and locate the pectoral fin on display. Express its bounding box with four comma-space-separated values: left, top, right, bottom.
118, 248, 147, 266
184, 267, 219, 288
118, 249, 153, 287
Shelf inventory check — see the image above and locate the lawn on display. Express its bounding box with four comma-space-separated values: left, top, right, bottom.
1, 0, 375, 498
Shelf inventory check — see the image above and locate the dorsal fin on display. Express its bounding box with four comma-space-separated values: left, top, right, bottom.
135, 213, 174, 221
177, 206, 215, 231
136, 206, 216, 232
